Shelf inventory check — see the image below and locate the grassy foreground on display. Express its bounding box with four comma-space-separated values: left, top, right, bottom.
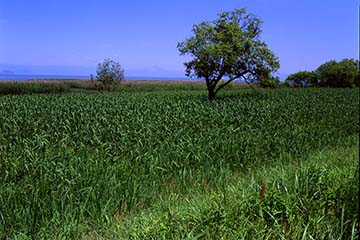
115, 143, 359, 239
0, 88, 358, 239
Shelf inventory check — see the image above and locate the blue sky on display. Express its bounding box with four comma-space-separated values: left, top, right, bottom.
0, 0, 358, 78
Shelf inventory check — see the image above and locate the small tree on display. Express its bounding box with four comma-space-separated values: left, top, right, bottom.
177, 8, 280, 100
285, 71, 319, 87
96, 59, 124, 91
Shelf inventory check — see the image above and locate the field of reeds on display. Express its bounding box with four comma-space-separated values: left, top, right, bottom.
0, 87, 358, 239
0, 80, 210, 95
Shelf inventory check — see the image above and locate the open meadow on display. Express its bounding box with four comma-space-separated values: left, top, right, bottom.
0, 85, 359, 239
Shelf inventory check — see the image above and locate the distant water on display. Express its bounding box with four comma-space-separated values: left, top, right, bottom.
0, 74, 200, 81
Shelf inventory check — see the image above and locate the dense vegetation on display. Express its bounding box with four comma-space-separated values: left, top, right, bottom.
316, 59, 359, 87
285, 59, 359, 88
0, 88, 358, 239
0, 81, 208, 95
0, 82, 73, 95
285, 71, 319, 88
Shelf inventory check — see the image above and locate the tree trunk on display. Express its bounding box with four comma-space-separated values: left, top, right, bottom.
205, 78, 217, 101
208, 85, 216, 101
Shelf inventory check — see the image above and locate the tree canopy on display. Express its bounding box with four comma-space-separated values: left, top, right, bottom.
177, 8, 280, 100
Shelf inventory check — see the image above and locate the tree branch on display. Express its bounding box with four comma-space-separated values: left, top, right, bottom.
214, 70, 251, 94
214, 76, 239, 94
242, 75, 257, 91
208, 68, 226, 88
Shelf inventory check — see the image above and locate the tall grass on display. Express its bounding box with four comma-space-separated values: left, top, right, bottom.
0, 82, 71, 95
116, 144, 359, 239
116, 82, 206, 92
0, 88, 358, 238
0, 81, 208, 95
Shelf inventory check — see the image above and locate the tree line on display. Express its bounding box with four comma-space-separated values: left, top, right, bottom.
285, 59, 359, 88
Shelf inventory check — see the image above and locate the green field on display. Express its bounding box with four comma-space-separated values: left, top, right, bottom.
0, 87, 358, 239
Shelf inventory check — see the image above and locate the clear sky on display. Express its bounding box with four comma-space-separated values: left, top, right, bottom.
0, 0, 358, 78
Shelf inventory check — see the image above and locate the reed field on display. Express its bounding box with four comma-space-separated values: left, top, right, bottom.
0, 80, 207, 95
0, 87, 358, 239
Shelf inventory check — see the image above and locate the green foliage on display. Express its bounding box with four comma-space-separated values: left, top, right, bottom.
316, 59, 359, 87
285, 71, 319, 87
178, 8, 280, 100
96, 59, 124, 91
0, 89, 358, 238
259, 76, 280, 88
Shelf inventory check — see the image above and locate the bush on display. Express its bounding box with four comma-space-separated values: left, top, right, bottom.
285, 71, 319, 88
259, 76, 280, 88
96, 59, 124, 91
316, 59, 359, 88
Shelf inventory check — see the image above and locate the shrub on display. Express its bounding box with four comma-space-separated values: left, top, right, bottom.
259, 76, 280, 88
96, 59, 124, 91
285, 71, 319, 88
316, 59, 359, 88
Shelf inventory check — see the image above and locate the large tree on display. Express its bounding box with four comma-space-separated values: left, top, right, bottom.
177, 8, 280, 100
